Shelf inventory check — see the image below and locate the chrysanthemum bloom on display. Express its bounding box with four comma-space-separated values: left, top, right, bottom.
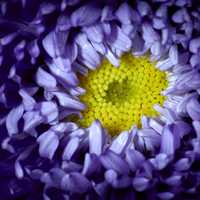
1, 0, 200, 199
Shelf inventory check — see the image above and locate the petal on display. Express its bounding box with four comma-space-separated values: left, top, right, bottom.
6, 104, 24, 136
15, 160, 24, 179
157, 192, 174, 200
150, 153, 169, 170
82, 153, 101, 176
137, 1, 151, 16
105, 169, 117, 184
23, 111, 43, 132
19, 89, 36, 111
36, 68, 57, 89
48, 61, 78, 87
37, 130, 59, 159
38, 101, 58, 123
142, 22, 160, 44
61, 172, 91, 193
76, 33, 101, 69
169, 45, 178, 65
165, 175, 182, 186
109, 131, 130, 154
89, 120, 105, 156
83, 24, 104, 43
172, 9, 185, 23
132, 177, 149, 192
53, 91, 85, 110
71, 3, 101, 27
100, 150, 129, 175
174, 158, 191, 171
42, 31, 68, 58
186, 97, 200, 120
125, 149, 145, 172
156, 58, 174, 71
160, 125, 175, 155
105, 47, 119, 67
62, 137, 79, 160
109, 26, 132, 52
115, 3, 133, 24
189, 37, 200, 53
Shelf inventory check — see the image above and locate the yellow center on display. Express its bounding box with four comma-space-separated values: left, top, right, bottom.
77, 53, 168, 136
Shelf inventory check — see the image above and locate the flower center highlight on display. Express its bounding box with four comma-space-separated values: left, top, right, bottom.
78, 53, 168, 136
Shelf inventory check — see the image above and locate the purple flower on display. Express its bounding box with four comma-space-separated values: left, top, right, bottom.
1, 0, 200, 200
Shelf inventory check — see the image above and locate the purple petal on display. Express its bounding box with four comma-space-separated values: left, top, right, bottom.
132, 177, 149, 192
132, 34, 147, 56
62, 137, 79, 160
142, 22, 160, 44
15, 160, 24, 179
172, 9, 185, 23
51, 122, 78, 133
109, 26, 132, 52
150, 41, 161, 57
6, 104, 24, 136
62, 161, 82, 173
105, 169, 117, 184
65, 42, 78, 63
94, 181, 109, 197
82, 153, 101, 176
153, 17, 166, 30
173, 121, 191, 137
23, 111, 43, 132
0, 33, 17, 45
165, 175, 182, 186
189, 37, 200, 53
156, 58, 174, 71
150, 153, 169, 170
42, 31, 68, 58
138, 128, 161, 151
160, 125, 175, 155
40, 2, 56, 15
125, 149, 145, 172
71, 3, 101, 27
27, 40, 40, 59
169, 45, 178, 65
61, 172, 91, 193
37, 130, 59, 159
53, 56, 71, 71
36, 68, 57, 90
115, 3, 133, 24
90, 41, 107, 55
110, 131, 130, 154
149, 118, 163, 134
48, 61, 78, 87
105, 47, 119, 67
175, 158, 191, 171
100, 150, 129, 175
190, 54, 199, 67
137, 1, 151, 16
19, 89, 36, 111
186, 97, 200, 120
39, 101, 58, 123
157, 192, 174, 200
76, 33, 101, 69
161, 28, 169, 45
156, 5, 167, 18
89, 120, 105, 156
83, 24, 104, 43
53, 91, 85, 110
193, 120, 200, 138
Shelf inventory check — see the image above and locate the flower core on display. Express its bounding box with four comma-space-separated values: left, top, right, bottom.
78, 53, 168, 135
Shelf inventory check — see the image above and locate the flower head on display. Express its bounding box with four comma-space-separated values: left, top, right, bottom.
1, 0, 200, 200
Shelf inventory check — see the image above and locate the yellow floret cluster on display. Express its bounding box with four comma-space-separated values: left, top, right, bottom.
77, 53, 168, 136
